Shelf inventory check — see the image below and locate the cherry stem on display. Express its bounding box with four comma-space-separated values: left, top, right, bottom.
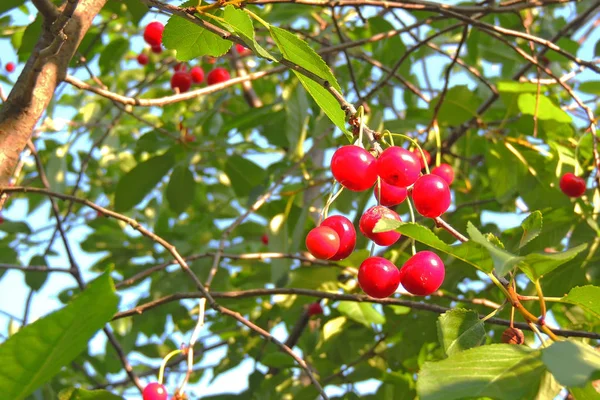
528, 321, 547, 347
320, 185, 343, 223
405, 197, 417, 255
357, 106, 365, 147
158, 349, 183, 384
480, 301, 507, 322
433, 121, 441, 167
510, 305, 515, 328
534, 280, 547, 322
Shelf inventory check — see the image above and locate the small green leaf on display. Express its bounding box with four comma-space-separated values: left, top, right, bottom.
0, 0, 25, 17
224, 155, 266, 197
417, 344, 545, 400
0, 272, 119, 400
17, 16, 42, 62
122, 0, 147, 25
562, 286, 600, 318
114, 152, 175, 212
467, 222, 521, 276
58, 388, 124, 400
163, 12, 231, 60
221, 6, 274, 60
99, 38, 129, 76
337, 302, 385, 327
436, 309, 486, 357
429, 86, 480, 126
520, 211, 543, 249
166, 165, 196, 214
261, 352, 295, 369
517, 244, 587, 281
518, 93, 572, 123
542, 340, 600, 387
25, 255, 47, 292
323, 316, 346, 341
497, 81, 548, 93
578, 81, 600, 96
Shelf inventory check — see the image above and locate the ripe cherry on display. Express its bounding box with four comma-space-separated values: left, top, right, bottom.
143, 21, 164, 47
190, 66, 204, 84
151, 45, 162, 54
399, 251, 445, 296
142, 382, 168, 400
234, 43, 248, 54
183, 134, 195, 143
359, 205, 401, 246
173, 62, 187, 72
431, 163, 455, 185
307, 302, 323, 316
5, 62, 15, 73
412, 174, 451, 218
170, 71, 192, 93
320, 215, 356, 261
374, 180, 407, 207
306, 226, 340, 260
137, 54, 149, 66
358, 256, 400, 298
559, 172, 586, 198
411, 148, 431, 170
330, 145, 377, 191
377, 146, 421, 188
261, 234, 269, 245
207, 67, 231, 85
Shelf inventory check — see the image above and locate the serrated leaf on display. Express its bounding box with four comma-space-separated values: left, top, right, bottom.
542, 340, 600, 388
520, 211, 543, 249
337, 302, 385, 327
417, 344, 545, 400
436, 309, 486, 357
0, 272, 118, 400
518, 243, 587, 281
114, 152, 175, 211
221, 6, 274, 60
163, 12, 231, 60
224, 155, 266, 197
518, 93, 572, 123
562, 286, 600, 318
166, 165, 195, 214
58, 388, 124, 400
467, 222, 521, 276
99, 38, 129, 76
373, 220, 493, 272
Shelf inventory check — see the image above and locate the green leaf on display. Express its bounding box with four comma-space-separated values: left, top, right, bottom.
520, 211, 543, 249
261, 353, 294, 369
0, 0, 24, 14
58, 388, 124, 400
436, 309, 486, 357
0, 272, 119, 400
337, 302, 385, 327
163, 13, 231, 60
562, 286, 600, 318
518, 93, 572, 123
517, 244, 587, 281
17, 16, 42, 63
122, 0, 147, 25
99, 38, 129, 76
497, 81, 548, 93
114, 152, 175, 212
221, 6, 274, 60
578, 81, 600, 96
373, 220, 493, 272
429, 86, 480, 126
322, 316, 346, 341
224, 155, 266, 197
166, 165, 196, 214
570, 381, 600, 400
417, 344, 545, 400
25, 255, 47, 292
467, 222, 521, 276
269, 26, 346, 131
541, 340, 600, 387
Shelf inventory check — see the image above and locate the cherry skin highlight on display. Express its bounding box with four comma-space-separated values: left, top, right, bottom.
358, 256, 401, 298
377, 146, 421, 188
559, 173, 586, 198
412, 174, 451, 218
307, 302, 323, 316
143, 21, 164, 47
431, 163, 455, 185
170, 71, 192, 93
142, 382, 168, 400
305, 226, 340, 260
5, 62, 15, 73
207, 67, 231, 85
330, 145, 378, 191
190, 66, 204, 84
137, 54, 149, 65
399, 251, 445, 296
359, 206, 402, 246
411, 148, 431, 170
374, 180, 408, 207
320, 215, 356, 261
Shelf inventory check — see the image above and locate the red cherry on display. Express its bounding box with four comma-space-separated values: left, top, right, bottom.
173, 62, 187, 72
306, 226, 340, 260
5, 62, 15, 73
261, 234, 269, 245
374, 180, 408, 207
190, 66, 204, 84
144, 21, 164, 47
320, 215, 356, 261
206, 56, 217, 64
183, 134, 195, 143
358, 256, 400, 298
307, 302, 323, 316
170, 71, 192, 93
559, 173, 586, 198
207, 67, 230, 85
359, 205, 402, 246
377, 146, 421, 188
330, 145, 378, 191
431, 163, 455, 185
0, 215, 4, 224
412, 174, 451, 218
411, 148, 431, 169
137, 54, 149, 65
234, 43, 248, 54
142, 382, 168, 400
151, 45, 162, 54
399, 251, 445, 296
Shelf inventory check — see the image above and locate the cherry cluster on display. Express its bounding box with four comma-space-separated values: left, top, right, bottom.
306, 144, 456, 299
140, 22, 236, 93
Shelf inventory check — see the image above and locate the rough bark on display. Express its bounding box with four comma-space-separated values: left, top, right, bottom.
0, 0, 108, 186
